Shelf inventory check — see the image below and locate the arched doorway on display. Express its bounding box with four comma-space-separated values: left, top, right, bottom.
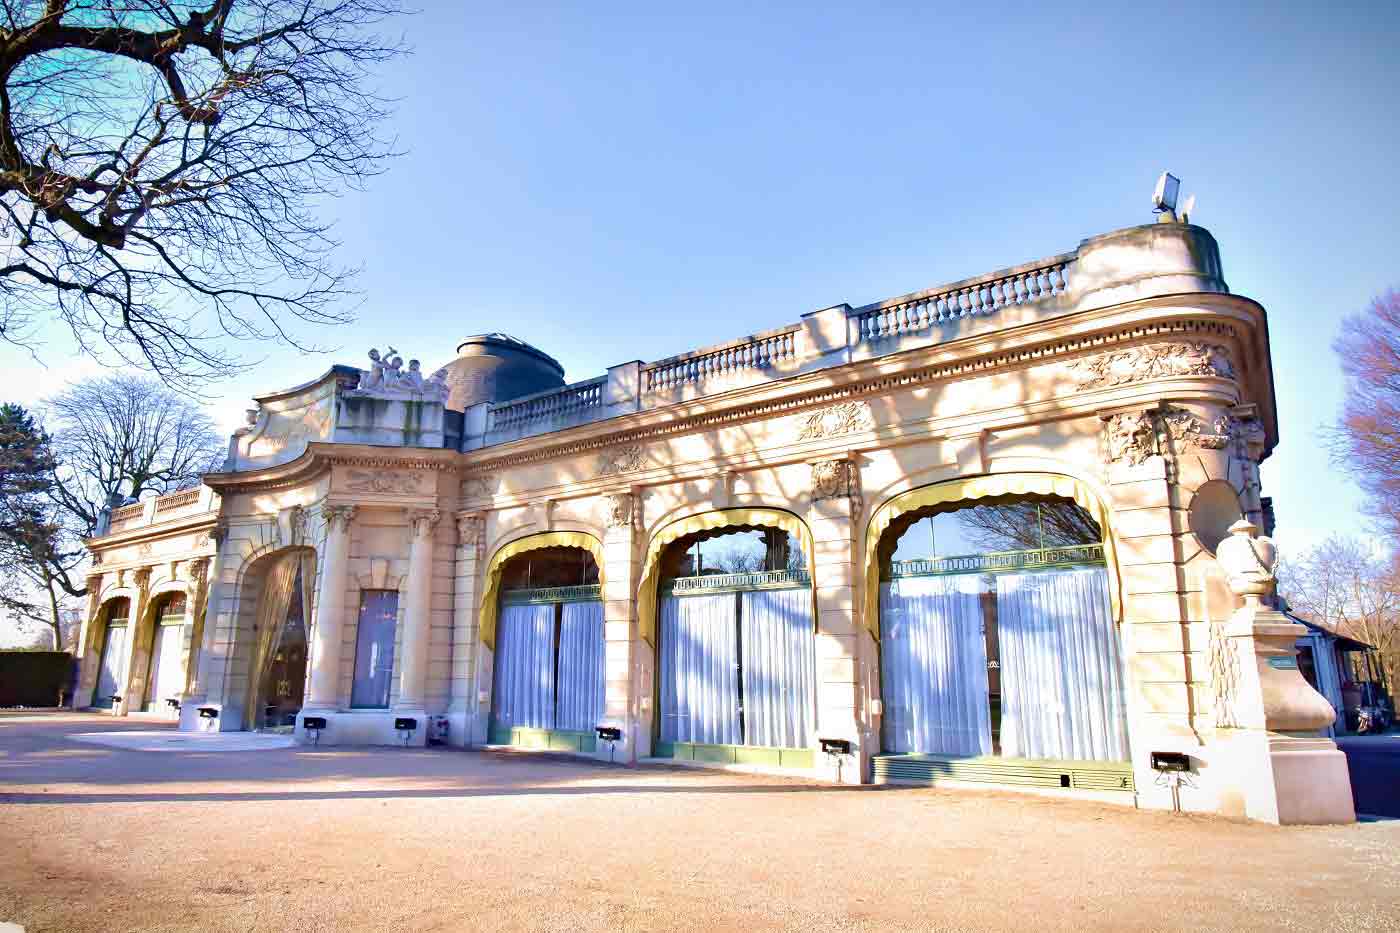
866, 475, 1131, 788
240, 548, 315, 732
144, 592, 188, 715
92, 597, 132, 710
482, 535, 605, 751
643, 510, 817, 768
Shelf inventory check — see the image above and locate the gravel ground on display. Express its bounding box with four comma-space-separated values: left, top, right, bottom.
1, 712, 1398, 933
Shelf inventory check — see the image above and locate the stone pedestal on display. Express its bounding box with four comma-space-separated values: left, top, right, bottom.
1206, 521, 1355, 825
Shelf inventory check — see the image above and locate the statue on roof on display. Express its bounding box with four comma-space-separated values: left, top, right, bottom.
349, 346, 447, 402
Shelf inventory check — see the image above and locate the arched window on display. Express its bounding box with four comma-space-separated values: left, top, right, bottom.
654, 522, 815, 765
490, 545, 604, 751
93, 598, 131, 709
877, 493, 1128, 764
145, 593, 188, 713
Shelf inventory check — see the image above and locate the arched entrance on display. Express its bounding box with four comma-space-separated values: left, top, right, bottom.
238, 548, 315, 732
641, 509, 817, 768
865, 474, 1131, 788
92, 597, 132, 710
480, 533, 605, 752
144, 592, 188, 715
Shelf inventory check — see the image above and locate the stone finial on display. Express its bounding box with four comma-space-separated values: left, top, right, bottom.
1215, 519, 1278, 606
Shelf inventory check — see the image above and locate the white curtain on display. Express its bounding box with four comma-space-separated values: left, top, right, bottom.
659, 593, 740, 745
556, 601, 606, 732
740, 588, 815, 748
996, 568, 1129, 762
96, 624, 128, 706
880, 574, 991, 756
147, 623, 185, 708
492, 603, 556, 730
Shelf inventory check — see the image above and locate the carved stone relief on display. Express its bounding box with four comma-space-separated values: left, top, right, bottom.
323, 504, 359, 531
797, 401, 875, 441
1104, 411, 1159, 465
456, 515, 485, 556
463, 473, 498, 499
604, 493, 635, 529
811, 459, 857, 501
1071, 342, 1236, 389
348, 346, 449, 402
344, 469, 424, 495
407, 508, 442, 539
597, 444, 645, 475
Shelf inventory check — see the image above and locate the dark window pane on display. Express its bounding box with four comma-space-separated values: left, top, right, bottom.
351, 590, 399, 708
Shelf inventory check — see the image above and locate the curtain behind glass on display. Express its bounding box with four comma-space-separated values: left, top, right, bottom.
493, 603, 556, 729
996, 568, 1129, 762
556, 601, 605, 731
880, 574, 991, 756
740, 588, 815, 748
659, 593, 740, 745
96, 624, 128, 706
147, 623, 185, 707
351, 590, 399, 708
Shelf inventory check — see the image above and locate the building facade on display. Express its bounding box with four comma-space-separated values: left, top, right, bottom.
76, 215, 1355, 823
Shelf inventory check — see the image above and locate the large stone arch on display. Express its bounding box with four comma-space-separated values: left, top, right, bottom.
477, 530, 606, 651
124, 581, 194, 713
219, 544, 317, 730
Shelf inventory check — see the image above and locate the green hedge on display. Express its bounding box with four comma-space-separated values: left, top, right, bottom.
0, 651, 74, 707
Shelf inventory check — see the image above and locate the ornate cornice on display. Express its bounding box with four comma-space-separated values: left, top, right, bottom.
465, 316, 1249, 474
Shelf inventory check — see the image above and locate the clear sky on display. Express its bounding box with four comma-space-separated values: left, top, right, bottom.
4, 0, 1399, 560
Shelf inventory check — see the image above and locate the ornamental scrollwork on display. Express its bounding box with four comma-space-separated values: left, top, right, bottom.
1071, 342, 1236, 389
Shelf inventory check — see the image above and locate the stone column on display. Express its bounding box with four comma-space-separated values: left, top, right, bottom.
1207, 520, 1355, 825
602, 491, 642, 762
73, 572, 105, 709
305, 504, 356, 712
115, 567, 152, 717
396, 508, 440, 715
180, 557, 211, 700
807, 457, 866, 784
449, 514, 485, 746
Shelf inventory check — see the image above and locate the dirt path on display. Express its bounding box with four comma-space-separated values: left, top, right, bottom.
1, 713, 1397, 932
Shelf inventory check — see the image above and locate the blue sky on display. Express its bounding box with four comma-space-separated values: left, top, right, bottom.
5, 0, 1399, 557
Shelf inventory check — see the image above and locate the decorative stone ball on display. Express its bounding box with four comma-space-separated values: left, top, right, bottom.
1215, 518, 1278, 598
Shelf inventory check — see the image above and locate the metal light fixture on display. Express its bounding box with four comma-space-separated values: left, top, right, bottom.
1152, 172, 1180, 214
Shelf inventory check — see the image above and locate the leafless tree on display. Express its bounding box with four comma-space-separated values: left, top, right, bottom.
958, 498, 1103, 553
1280, 536, 1400, 691
45, 373, 224, 533
0, 0, 405, 382
1334, 289, 1400, 538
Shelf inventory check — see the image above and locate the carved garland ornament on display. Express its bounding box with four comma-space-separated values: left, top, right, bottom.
1104, 405, 1268, 466
1071, 342, 1236, 388
797, 401, 875, 441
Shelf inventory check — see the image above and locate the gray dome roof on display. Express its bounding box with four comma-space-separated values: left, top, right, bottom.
438, 334, 565, 412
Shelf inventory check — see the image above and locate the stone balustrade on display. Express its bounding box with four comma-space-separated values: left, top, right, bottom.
853, 254, 1074, 344
102, 486, 220, 535
643, 326, 800, 392
485, 375, 606, 433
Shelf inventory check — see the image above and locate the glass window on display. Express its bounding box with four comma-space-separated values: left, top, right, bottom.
351, 590, 399, 709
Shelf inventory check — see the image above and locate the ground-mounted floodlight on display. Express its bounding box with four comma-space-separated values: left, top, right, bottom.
1150, 750, 1195, 813
819, 737, 853, 782
595, 725, 623, 763
164, 697, 180, 711
395, 716, 418, 746
302, 715, 327, 746
197, 706, 218, 719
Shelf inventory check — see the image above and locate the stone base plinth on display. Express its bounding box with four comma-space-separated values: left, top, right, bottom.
293, 710, 429, 747
1210, 730, 1355, 825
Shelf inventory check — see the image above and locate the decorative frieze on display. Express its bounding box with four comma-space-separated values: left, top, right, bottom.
463, 473, 498, 499
797, 401, 875, 441
344, 469, 425, 495
597, 444, 645, 475
1071, 341, 1235, 388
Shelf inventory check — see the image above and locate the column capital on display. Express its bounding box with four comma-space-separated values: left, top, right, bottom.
323, 503, 359, 531
407, 508, 442, 539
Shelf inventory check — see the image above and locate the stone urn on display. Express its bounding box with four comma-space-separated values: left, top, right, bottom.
1215, 519, 1278, 605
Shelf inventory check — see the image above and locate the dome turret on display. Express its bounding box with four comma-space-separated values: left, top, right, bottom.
437, 333, 565, 412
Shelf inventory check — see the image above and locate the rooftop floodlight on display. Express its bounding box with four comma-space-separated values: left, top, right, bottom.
1152, 172, 1180, 216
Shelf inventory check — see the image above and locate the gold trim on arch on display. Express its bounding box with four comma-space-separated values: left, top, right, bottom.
862, 472, 1122, 640
479, 532, 606, 650
637, 508, 815, 647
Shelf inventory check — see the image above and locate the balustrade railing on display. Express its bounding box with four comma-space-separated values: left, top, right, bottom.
886, 543, 1104, 579
644, 326, 799, 392
487, 376, 606, 432
500, 583, 603, 604
661, 568, 811, 594
854, 254, 1074, 344
154, 488, 202, 513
